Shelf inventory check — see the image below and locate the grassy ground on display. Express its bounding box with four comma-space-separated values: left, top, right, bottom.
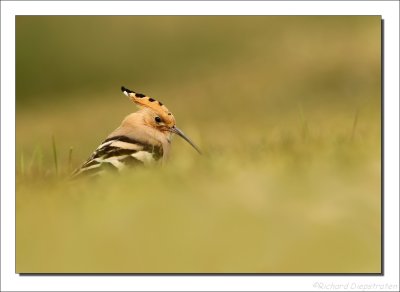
16, 16, 381, 273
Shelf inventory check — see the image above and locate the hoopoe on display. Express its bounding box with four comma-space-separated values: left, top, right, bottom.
72, 86, 201, 178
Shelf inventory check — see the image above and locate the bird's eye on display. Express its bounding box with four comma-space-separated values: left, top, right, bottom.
155, 116, 162, 123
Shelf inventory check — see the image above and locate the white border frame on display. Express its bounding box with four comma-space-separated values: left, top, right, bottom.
1, 1, 399, 291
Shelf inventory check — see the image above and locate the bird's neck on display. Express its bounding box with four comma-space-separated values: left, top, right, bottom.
108, 112, 172, 159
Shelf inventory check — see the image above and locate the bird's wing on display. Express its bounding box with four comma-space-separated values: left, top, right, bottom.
72, 135, 163, 178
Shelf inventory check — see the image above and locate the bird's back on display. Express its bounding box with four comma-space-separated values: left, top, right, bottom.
72, 135, 163, 178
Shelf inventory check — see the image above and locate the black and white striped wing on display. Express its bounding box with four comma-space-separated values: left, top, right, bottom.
72, 136, 163, 177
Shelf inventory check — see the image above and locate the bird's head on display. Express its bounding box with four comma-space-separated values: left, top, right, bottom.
121, 86, 201, 154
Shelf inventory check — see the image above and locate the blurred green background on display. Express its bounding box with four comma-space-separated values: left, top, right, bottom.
16, 16, 381, 273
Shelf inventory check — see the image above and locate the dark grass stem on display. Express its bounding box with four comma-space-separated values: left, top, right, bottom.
68, 147, 74, 173
350, 110, 359, 142
52, 135, 58, 175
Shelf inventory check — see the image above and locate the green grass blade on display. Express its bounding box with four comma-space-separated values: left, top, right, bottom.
350, 110, 359, 142
68, 147, 74, 173
37, 145, 43, 176
52, 135, 58, 175
29, 146, 39, 175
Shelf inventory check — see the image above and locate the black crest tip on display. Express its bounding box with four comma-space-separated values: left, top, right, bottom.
121, 86, 133, 94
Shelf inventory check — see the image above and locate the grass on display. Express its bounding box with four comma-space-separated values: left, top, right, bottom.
51, 135, 58, 176
15, 107, 381, 273
15, 16, 381, 273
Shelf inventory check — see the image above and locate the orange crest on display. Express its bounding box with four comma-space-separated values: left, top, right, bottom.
121, 86, 176, 127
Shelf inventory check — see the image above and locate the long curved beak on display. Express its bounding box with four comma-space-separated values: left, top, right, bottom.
169, 126, 202, 155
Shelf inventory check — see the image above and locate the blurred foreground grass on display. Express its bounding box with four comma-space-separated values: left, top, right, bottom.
16, 16, 381, 273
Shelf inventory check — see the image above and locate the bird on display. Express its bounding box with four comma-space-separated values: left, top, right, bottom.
72, 86, 201, 178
